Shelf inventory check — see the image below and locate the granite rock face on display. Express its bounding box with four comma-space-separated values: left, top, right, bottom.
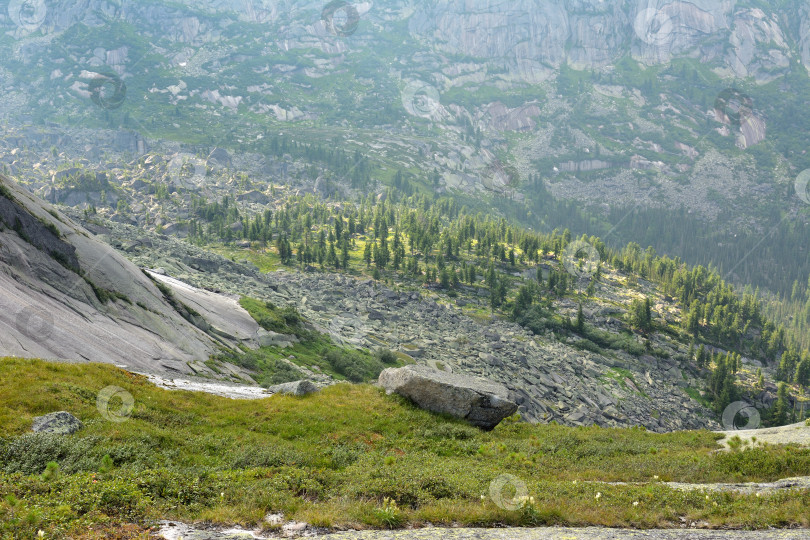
405, 0, 807, 81
379, 365, 518, 430
0, 174, 263, 380
21, 1, 810, 82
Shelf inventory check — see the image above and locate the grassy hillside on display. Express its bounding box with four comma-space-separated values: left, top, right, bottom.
213, 296, 407, 386
1, 358, 809, 538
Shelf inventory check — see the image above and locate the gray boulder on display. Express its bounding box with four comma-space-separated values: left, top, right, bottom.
237, 190, 269, 204
31, 411, 83, 435
268, 380, 319, 396
258, 330, 296, 349
378, 365, 517, 430
207, 147, 232, 168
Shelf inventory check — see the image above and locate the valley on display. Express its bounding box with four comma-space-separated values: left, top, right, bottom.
2, 0, 810, 538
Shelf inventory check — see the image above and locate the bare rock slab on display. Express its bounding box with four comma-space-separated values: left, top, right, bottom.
378, 365, 517, 430
31, 411, 83, 435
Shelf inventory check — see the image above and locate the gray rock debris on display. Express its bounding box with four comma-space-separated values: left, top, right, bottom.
85, 213, 721, 433
316, 528, 810, 539
156, 523, 810, 539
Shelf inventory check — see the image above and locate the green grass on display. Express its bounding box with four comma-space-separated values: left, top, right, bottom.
211, 245, 282, 273
684, 387, 713, 409
1, 358, 809, 537
0, 181, 14, 201
214, 297, 404, 385
219, 338, 398, 386
238, 296, 309, 339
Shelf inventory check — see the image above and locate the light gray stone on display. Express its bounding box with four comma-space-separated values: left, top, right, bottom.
378, 365, 517, 430
31, 411, 83, 435
267, 380, 319, 396
258, 331, 295, 349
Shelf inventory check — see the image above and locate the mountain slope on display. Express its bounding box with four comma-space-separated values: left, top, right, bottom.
2, 357, 810, 535
0, 173, 261, 376
78, 207, 732, 433
1, 0, 808, 429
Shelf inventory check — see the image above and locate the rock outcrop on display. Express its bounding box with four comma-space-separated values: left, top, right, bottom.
207, 147, 232, 168
31, 411, 83, 435
12, 1, 808, 87
406, 0, 806, 81
379, 365, 518, 430
0, 174, 258, 379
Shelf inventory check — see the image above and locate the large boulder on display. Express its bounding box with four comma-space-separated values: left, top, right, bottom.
31, 411, 83, 435
207, 147, 232, 168
378, 365, 517, 430
237, 190, 269, 204
267, 380, 319, 396
258, 330, 296, 349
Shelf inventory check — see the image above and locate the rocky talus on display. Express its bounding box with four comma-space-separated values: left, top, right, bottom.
87, 213, 721, 433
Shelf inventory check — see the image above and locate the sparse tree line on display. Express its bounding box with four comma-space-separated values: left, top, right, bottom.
181, 187, 808, 426
184, 188, 804, 360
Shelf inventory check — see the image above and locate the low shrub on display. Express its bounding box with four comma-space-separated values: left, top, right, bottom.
375, 348, 398, 365
0, 434, 101, 475
325, 349, 385, 382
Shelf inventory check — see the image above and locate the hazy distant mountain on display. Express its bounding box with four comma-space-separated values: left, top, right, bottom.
2, 0, 809, 295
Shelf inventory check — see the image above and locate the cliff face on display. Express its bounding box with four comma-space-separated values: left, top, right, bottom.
9, 0, 806, 84
14, 0, 808, 77
407, 0, 805, 81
